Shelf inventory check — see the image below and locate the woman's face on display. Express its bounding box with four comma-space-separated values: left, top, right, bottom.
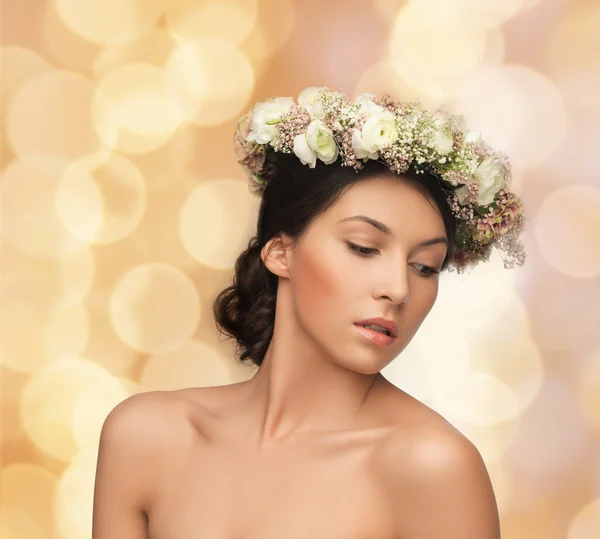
283, 175, 449, 374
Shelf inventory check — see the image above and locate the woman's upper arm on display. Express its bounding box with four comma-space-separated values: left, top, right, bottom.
379, 426, 501, 539
92, 392, 163, 539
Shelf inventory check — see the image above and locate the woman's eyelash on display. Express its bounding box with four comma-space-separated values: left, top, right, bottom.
346, 242, 377, 256
345, 242, 441, 278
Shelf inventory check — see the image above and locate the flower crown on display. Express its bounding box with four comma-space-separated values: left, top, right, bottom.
233, 86, 527, 274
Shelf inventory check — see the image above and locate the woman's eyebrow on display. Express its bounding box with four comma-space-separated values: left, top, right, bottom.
337, 214, 448, 248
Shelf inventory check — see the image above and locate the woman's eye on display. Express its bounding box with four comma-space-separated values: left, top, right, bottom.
414, 264, 441, 278
345, 242, 377, 256
346, 241, 440, 278
346, 242, 441, 278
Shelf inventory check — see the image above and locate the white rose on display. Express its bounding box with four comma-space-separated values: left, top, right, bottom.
293, 134, 316, 168
293, 119, 339, 168
298, 86, 329, 118
353, 110, 398, 160
355, 93, 385, 117
247, 97, 295, 144
352, 129, 379, 160
474, 157, 506, 205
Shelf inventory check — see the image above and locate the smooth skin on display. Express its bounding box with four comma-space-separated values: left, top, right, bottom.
92, 175, 501, 539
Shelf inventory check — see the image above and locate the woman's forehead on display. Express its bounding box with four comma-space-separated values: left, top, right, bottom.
329, 178, 440, 221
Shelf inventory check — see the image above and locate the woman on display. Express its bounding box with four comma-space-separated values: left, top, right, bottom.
92, 88, 526, 538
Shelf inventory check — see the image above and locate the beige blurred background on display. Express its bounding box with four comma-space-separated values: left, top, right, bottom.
1, 0, 599, 537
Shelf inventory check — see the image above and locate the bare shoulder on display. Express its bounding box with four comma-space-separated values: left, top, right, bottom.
372, 401, 501, 538
102, 390, 189, 439
101, 387, 220, 449
92, 390, 196, 537
97, 391, 193, 480
374, 411, 486, 481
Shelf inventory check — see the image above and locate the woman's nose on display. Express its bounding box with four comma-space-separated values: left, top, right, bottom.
379, 267, 409, 306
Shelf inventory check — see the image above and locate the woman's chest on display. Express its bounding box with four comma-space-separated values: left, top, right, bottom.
148, 439, 396, 539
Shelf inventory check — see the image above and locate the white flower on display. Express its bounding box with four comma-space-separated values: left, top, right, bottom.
474, 157, 506, 205
454, 185, 471, 206
293, 119, 339, 168
355, 93, 385, 117
352, 129, 379, 160
430, 114, 453, 155
352, 110, 398, 159
298, 86, 329, 118
247, 97, 295, 144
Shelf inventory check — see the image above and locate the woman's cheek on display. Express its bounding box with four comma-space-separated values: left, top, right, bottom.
293, 248, 346, 323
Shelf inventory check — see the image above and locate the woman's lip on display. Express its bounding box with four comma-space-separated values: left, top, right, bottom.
354, 323, 397, 347
354, 317, 398, 338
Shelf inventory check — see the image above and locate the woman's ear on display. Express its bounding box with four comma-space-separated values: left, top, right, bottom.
261, 234, 295, 279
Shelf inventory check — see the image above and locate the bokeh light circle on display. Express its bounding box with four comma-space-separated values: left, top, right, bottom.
506, 378, 591, 489
6, 71, 102, 159
141, 340, 232, 391
0, 464, 57, 539
357, 59, 446, 108
82, 291, 140, 377
528, 269, 600, 352
55, 450, 98, 539
0, 46, 53, 109
548, 68, 600, 189
441, 372, 520, 425
410, 0, 525, 30
91, 63, 182, 154
535, 185, 600, 278
165, 0, 258, 44
383, 333, 470, 403
179, 178, 260, 269
165, 38, 255, 126
110, 263, 201, 354
21, 358, 117, 462
433, 270, 524, 334
41, 1, 101, 72
390, 3, 488, 78
56, 152, 147, 244
546, 2, 600, 75
1, 303, 89, 374
469, 324, 544, 413
0, 506, 45, 539
452, 65, 566, 170
73, 376, 132, 451
54, 0, 164, 45
255, 0, 295, 52
0, 241, 95, 312
93, 29, 176, 79
1, 156, 86, 258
